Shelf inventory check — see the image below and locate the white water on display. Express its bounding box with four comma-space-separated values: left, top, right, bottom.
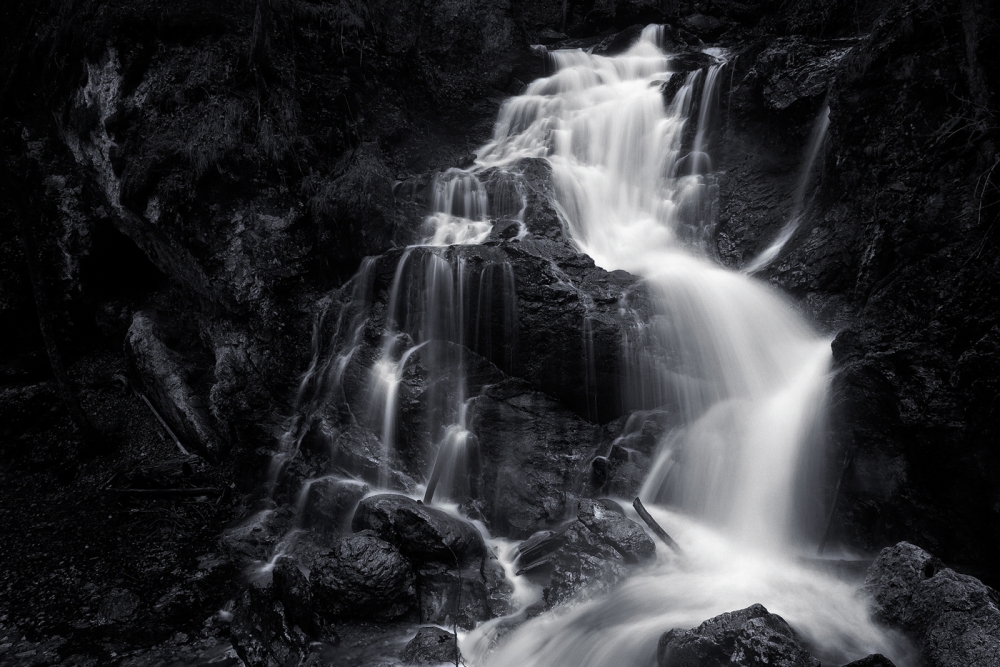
465, 31, 911, 667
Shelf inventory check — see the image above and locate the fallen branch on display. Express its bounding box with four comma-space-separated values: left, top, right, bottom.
633, 497, 682, 555
114, 487, 218, 497
137, 391, 191, 457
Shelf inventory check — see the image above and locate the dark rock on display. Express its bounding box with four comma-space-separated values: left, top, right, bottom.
474, 379, 602, 538
272, 558, 315, 635
219, 507, 292, 565
230, 581, 309, 667
125, 311, 223, 458
97, 588, 140, 624
303, 477, 369, 537
351, 494, 486, 564
680, 14, 725, 41
577, 498, 656, 563
668, 51, 722, 73
310, 534, 416, 621
657, 603, 820, 667
864, 542, 1000, 667
751, 37, 854, 111
400, 626, 461, 666
842, 655, 896, 667
542, 519, 629, 609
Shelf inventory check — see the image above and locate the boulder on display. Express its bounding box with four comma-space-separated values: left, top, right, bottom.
577, 498, 656, 563
657, 604, 820, 667
310, 533, 417, 621
520, 497, 655, 609
351, 494, 486, 564
400, 626, 461, 665
230, 581, 309, 667
303, 477, 369, 537
864, 542, 1000, 667
542, 519, 630, 609
350, 494, 512, 628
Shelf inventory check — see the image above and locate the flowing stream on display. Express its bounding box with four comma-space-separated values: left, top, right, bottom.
263, 26, 914, 667
459, 29, 911, 667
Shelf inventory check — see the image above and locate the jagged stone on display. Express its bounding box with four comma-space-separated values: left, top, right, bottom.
400, 626, 461, 665
310, 533, 416, 621
657, 603, 820, 667
864, 542, 1000, 667
230, 581, 309, 667
351, 494, 486, 564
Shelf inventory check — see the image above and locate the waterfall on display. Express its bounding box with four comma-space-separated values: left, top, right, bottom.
465, 30, 908, 667
744, 103, 831, 274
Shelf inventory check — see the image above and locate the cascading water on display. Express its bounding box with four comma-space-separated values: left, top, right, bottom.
462, 30, 911, 667
744, 103, 831, 274
255, 25, 913, 667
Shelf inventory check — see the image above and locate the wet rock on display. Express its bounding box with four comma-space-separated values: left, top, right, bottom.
219, 507, 292, 565
304, 477, 369, 537
230, 581, 309, 667
842, 655, 896, 667
668, 51, 721, 73
864, 542, 1000, 667
542, 519, 630, 609
751, 37, 855, 111
272, 558, 315, 635
577, 498, 656, 563
680, 14, 724, 41
126, 311, 223, 458
310, 533, 416, 621
657, 603, 820, 667
351, 494, 486, 564
400, 626, 461, 665
475, 379, 602, 538
97, 588, 140, 624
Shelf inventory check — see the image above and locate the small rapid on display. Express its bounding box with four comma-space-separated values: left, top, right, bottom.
465, 29, 911, 667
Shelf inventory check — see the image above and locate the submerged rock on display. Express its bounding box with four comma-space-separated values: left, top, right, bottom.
400, 626, 461, 665
864, 542, 1000, 667
657, 603, 820, 667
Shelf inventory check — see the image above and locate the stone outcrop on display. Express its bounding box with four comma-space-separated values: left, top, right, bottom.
864, 542, 1000, 667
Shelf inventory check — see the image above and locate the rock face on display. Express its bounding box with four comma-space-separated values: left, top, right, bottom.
864, 542, 1000, 667
656, 604, 820, 667
351, 494, 512, 629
